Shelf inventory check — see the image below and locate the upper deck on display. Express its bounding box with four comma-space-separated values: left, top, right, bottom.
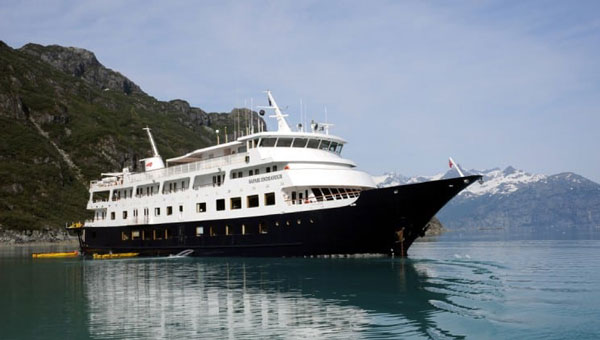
89, 91, 359, 192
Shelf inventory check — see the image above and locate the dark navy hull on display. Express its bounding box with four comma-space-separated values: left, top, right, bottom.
79, 175, 481, 257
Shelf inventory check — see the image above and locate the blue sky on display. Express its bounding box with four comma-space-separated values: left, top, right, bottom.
2, 0, 599, 182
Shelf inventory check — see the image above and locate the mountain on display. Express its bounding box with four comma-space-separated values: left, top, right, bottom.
374, 167, 600, 238
0, 41, 264, 231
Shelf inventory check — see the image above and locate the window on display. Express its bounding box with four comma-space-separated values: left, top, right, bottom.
331, 188, 342, 200
238, 171, 242, 178
196, 202, 206, 213
249, 170, 253, 176
231, 197, 241, 210
247, 195, 259, 208
143, 230, 151, 240
322, 188, 334, 201
329, 142, 338, 152
155, 207, 161, 216
347, 188, 357, 198
111, 212, 115, 220
255, 169, 260, 175
340, 188, 349, 199
167, 206, 173, 215
132, 230, 140, 240
165, 229, 170, 239
121, 232, 129, 241
209, 226, 216, 237
307, 139, 320, 149
273, 165, 278, 172
196, 226, 204, 236
259, 138, 277, 147
336, 144, 343, 154
122, 211, 128, 219
232, 172, 237, 179
216, 199, 225, 211
265, 192, 276, 206
266, 167, 271, 173
319, 140, 331, 151
212, 175, 223, 187
153, 229, 163, 240
292, 138, 308, 147
312, 188, 324, 202
225, 225, 230, 235
276, 138, 293, 147
241, 224, 246, 235
179, 205, 183, 212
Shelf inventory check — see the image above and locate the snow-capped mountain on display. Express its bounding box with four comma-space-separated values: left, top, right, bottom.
373, 167, 600, 238
374, 166, 547, 197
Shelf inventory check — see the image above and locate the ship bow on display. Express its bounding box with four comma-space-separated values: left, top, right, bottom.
358, 175, 482, 255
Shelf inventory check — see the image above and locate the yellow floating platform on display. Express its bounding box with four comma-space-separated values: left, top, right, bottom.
93, 252, 139, 260
32, 251, 80, 259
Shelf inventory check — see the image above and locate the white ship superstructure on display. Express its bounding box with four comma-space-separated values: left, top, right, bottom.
86, 91, 374, 229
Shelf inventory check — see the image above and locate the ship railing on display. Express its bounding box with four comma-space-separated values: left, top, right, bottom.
125, 153, 247, 185
88, 153, 246, 190
90, 178, 123, 189
284, 190, 362, 205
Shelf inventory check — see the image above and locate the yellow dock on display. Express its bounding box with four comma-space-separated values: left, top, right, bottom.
92, 252, 139, 260
32, 251, 80, 259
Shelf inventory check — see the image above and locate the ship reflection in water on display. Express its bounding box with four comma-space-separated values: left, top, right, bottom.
81, 256, 504, 339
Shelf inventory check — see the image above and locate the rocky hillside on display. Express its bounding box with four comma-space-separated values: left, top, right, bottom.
374, 167, 600, 238
0, 41, 264, 231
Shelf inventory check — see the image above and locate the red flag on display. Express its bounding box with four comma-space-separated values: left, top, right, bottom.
449, 159, 453, 168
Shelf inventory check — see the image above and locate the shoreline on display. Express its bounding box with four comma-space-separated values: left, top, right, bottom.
0, 227, 78, 247
0, 239, 78, 248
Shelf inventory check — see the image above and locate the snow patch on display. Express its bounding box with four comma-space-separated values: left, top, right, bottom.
373, 166, 547, 197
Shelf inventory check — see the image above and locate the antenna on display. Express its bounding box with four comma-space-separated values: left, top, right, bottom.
300, 99, 303, 132
143, 127, 160, 157
250, 97, 254, 134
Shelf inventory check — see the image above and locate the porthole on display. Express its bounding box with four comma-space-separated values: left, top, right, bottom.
297, 219, 301, 225
286, 221, 290, 226
309, 218, 314, 224
275, 221, 280, 227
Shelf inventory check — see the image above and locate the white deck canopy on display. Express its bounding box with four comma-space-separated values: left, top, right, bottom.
167, 141, 244, 165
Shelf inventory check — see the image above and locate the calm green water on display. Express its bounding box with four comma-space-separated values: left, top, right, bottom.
1, 241, 599, 339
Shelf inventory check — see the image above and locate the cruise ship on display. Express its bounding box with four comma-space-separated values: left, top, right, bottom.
74, 91, 481, 257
